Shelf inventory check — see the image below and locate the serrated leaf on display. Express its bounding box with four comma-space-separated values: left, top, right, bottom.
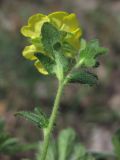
41, 22, 62, 57
15, 107, 49, 128
67, 71, 98, 86
78, 39, 108, 67
58, 128, 76, 160
35, 53, 55, 74
112, 128, 120, 159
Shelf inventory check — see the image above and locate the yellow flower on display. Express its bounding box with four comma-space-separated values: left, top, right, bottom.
21, 11, 82, 74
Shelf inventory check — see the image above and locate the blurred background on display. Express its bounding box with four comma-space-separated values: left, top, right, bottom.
0, 0, 120, 159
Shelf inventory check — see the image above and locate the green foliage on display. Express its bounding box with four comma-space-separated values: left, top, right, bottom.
19, 12, 109, 160
71, 143, 86, 160
78, 39, 108, 67
35, 24, 108, 84
67, 71, 98, 86
58, 128, 76, 160
15, 107, 49, 128
35, 128, 95, 160
112, 129, 120, 160
0, 119, 36, 155
35, 128, 118, 160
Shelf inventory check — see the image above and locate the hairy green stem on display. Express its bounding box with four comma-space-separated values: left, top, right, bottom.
40, 81, 64, 160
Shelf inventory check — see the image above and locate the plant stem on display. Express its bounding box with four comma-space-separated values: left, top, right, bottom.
40, 81, 64, 160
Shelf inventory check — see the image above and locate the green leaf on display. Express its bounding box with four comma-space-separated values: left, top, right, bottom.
0, 137, 19, 154
67, 71, 98, 86
58, 128, 76, 160
72, 143, 87, 160
41, 22, 62, 57
35, 53, 55, 74
78, 39, 108, 67
112, 129, 120, 159
0, 138, 18, 149
15, 107, 49, 128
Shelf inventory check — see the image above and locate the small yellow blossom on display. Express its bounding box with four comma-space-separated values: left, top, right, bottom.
21, 11, 82, 74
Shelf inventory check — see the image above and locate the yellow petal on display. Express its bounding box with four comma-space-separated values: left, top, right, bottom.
34, 60, 48, 75
71, 28, 82, 49
22, 45, 37, 60
61, 13, 80, 32
31, 38, 45, 53
21, 26, 37, 39
28, 13, 45, 24
22, 44, 45, 60
73, 28, 82, 39
48, 11, 69, 28
21, 13, 49, 39
65, 28, 82, 50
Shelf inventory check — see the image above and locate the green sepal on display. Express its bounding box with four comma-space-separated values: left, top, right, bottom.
15, 107, 49, 128
67, 70, 98, 86
78, 39, 108, 67
35, 53, 55, 74
41, 22, 62, 57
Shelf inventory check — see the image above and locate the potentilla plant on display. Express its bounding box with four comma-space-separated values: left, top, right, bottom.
17, 11, 108, 160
